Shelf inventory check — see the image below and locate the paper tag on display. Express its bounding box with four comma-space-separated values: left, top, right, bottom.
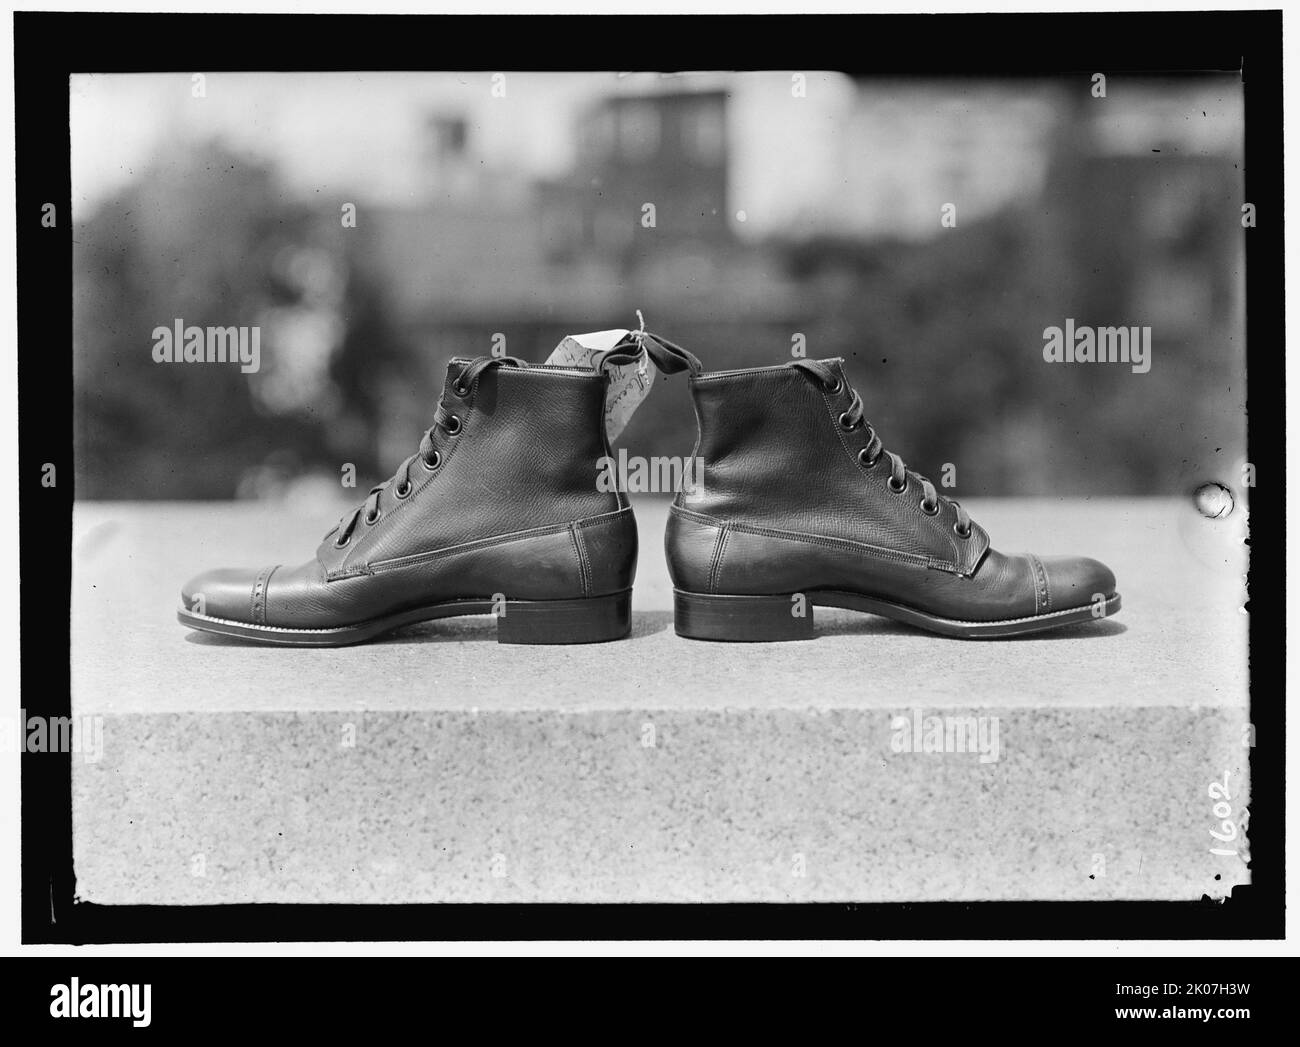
546, 328, 653, 443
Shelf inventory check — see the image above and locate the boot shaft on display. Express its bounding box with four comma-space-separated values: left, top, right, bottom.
319, 357, 625, 574
677, 358, 988, 573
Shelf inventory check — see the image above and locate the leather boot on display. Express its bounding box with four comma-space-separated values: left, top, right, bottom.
180, 351, 658, 646
666, 356, 1122, 640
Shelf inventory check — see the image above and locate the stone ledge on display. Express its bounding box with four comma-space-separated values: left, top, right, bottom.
73, 704, 1250, 903
70, 495, 1251, 903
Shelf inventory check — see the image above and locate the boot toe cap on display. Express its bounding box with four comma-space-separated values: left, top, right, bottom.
180, 567, 259, 622
1037, 555, 1117, 610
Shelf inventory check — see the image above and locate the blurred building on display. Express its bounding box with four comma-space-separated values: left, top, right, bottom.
1059, 82, 1245, 338
71, 72, 1247, 499
821, 83, 1059, 241
538, 89, 730, 260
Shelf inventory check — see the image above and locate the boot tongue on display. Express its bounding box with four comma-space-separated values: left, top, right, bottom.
547, 328, 651, 442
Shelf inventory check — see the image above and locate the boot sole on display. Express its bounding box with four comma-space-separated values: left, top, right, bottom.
674, 589, 1122, 641
177, 590, 632, 647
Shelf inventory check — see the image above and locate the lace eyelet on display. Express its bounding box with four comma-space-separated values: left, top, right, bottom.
888, 476, 907, 494
365, 508, 383, 526
334, 534, 351, 549
838, 412, 856, 431
920, 499, 939, 517
857, 448, 872, 467
444, 415, 462, 436
422, 450, 441, 471
453, 382, 469, 398
954, 523, 972, 539
395, 481, 412, 499
825, 378, 843, 395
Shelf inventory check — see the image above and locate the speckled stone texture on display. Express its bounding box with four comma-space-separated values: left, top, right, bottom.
71, 496, 1250, 903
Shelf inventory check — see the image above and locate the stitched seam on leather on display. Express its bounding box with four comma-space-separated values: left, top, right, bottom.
925, 555, 962, 575
364, 522, 572, 575
707, 525, 729, 595
191, 601, 494, 635
570, 523, 591, 597
673, 389, 706, 513
671, 504, 930, 569
714, 527, 732, 594
250, 564, 278, 625
808, 591, 1117, 627
953, 527, 989, 578
671, 504, 722, 525
1027, 554, 1050, 614
182, 588, 639, 636
594, 373, 631, 514
494, 369, 605, 385
575, 506, 634, 532
360, 508, 633, 576
822, 379, 863, 470
691, 366, 802, 383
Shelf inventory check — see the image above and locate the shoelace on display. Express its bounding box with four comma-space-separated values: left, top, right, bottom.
329, 355, 526, 548
794, 359, 973, 539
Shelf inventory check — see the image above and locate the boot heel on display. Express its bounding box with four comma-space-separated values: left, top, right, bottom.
674, 590, 815, 642
496, 590, 631, 645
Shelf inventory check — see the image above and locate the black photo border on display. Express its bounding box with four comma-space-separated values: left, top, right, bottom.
16, 8, 1283, 944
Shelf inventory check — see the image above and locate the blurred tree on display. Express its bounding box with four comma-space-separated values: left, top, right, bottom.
74, 141, 410, 500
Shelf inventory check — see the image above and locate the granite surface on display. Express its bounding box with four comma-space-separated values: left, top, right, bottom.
69, 495, 1252, 903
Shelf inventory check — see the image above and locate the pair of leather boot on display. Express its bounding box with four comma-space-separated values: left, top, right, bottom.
178, 331, 1120, 645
